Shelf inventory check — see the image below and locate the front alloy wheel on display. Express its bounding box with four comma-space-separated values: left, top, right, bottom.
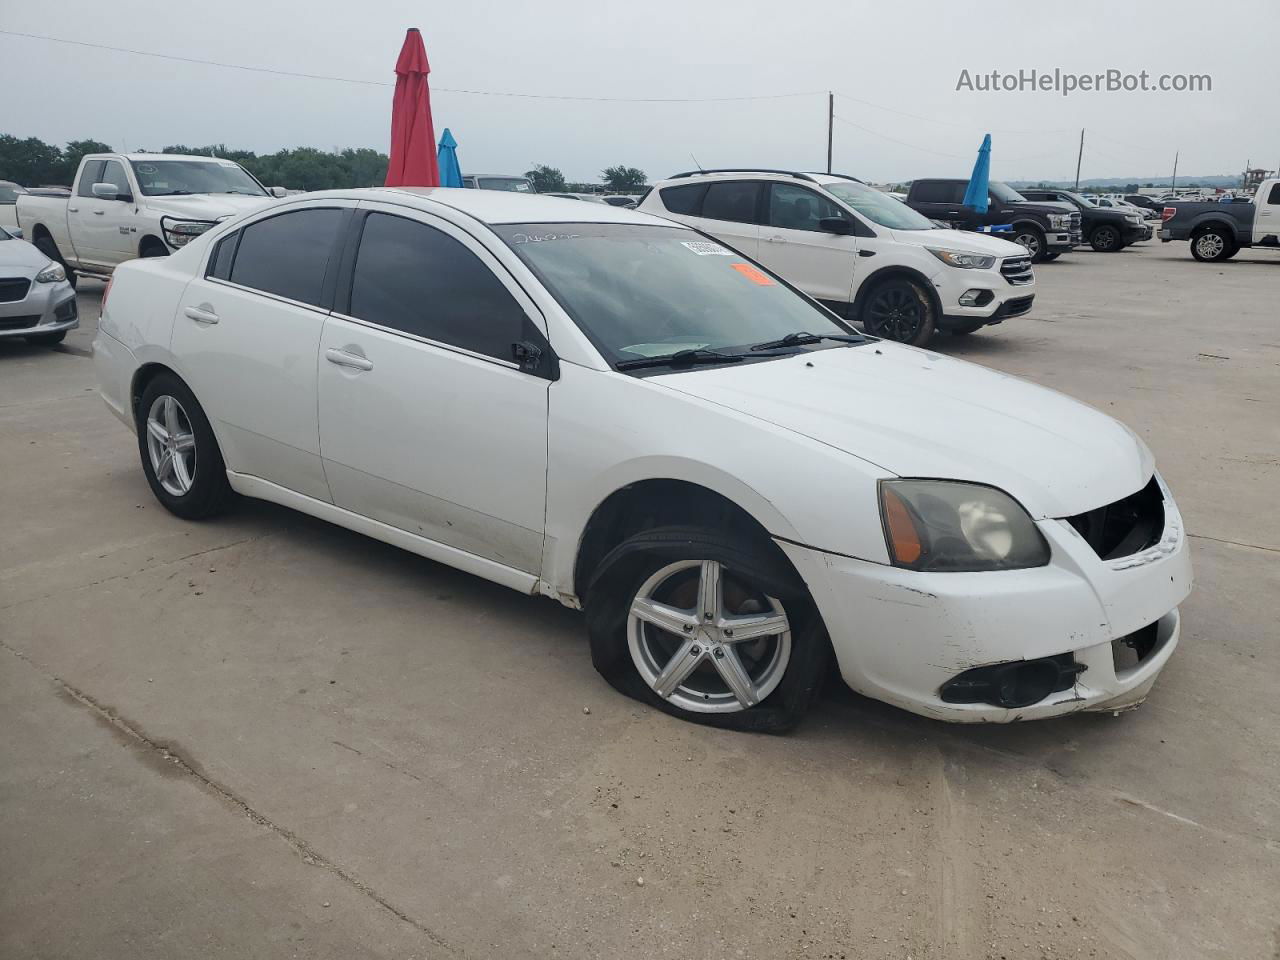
1090, 225, 1121, 252
628, 559, 791, 713
861, 279, 935, 346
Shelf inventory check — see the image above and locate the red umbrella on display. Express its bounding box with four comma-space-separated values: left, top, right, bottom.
385, 28, 440, 187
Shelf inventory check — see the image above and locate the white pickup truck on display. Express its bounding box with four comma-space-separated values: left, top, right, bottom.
16, 153, 280, 286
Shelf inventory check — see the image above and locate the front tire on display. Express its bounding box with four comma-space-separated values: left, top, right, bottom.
136, 373, 232, 520
1191, 227, 1237, 263
1012, 225, 1049, 262
584, 526, 828, 732
1090, 225, 1122, 252
860, 278, 936, 346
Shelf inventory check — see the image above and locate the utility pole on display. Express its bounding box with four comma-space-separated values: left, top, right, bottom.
1074, 128, 1085, 190
1171, 151, 1179, 192
826, 92, 834, 174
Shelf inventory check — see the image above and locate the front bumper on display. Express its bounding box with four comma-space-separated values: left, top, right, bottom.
0, 278, 78, 339
1124, 224, 1152, 243
780, 479, 1193, 722
1045, 232, 1079, 252
933, 262, 1035, 330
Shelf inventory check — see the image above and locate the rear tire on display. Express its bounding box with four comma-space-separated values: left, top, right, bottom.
136, 373, 232, 520
34, 236, 77, 290
1190, 227, 1237, 262
859, 277, 936, 346
26, 331, 67, 346
584, 525, 828, 733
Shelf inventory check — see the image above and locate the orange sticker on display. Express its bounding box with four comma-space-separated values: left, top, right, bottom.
730, 263, 776, 286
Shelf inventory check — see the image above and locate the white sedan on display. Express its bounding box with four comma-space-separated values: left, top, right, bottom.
93, 189, 1192, 730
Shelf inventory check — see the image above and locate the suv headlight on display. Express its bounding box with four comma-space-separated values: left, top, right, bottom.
1127, 214, 1143, 224
879, 480, 1050, 572
34, 262, 66, 283
927, 248, 996, 270
161, 217, 216, 249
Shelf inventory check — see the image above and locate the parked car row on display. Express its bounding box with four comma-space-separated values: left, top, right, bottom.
89, 187, 1192, 731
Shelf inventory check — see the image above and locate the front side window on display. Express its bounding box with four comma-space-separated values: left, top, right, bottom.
767, 184, 842, 231
208, 231, 238, 280
824, 181, 936, 230
228, 208, 343, 306
988, 181, 1027, 203
498, 222, 856, 366
77, 160, 105, 197
130, 159, 267, 197
99, 160, 132, 198
700, 181, 761, 224
1268, 183, 1280, 205
347, 212, 528, 362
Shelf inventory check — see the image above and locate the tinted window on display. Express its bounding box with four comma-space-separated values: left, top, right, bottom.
208, 232, 238, 280
1268, 184, 1280, 205
348, 213, 527, 362
659, 182, 708, 215
700, 181, 760, 223
767, 184, 842, 231
910, 181, 961, 204
230, 208, 343, 306
100, 160, 132, 198
77, 160, 105, 197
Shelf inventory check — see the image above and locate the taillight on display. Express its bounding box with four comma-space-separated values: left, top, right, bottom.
1161, 206, 1176, 221
101, 276, 113, 310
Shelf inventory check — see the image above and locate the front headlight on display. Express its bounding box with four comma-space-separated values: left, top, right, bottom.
1127, 214, 1143, 224
1048, 213, 1069, 229
927, 248, 996, 270
34, 262, 66, 283
879, 480, 1050, 572
160, 217, 216, 249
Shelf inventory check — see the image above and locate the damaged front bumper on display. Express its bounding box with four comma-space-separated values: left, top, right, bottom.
779, 478, 1193, 723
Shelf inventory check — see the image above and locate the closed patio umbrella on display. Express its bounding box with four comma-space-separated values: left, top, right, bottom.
385, 28, 440, 187
962, 133, 992, 213
437, 128, 463, 188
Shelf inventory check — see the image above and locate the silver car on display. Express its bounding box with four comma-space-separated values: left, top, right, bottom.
0, 226, 78, 346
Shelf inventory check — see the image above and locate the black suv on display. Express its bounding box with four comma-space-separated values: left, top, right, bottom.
905, 179, 1081, 262
1019, 189, 1151, 252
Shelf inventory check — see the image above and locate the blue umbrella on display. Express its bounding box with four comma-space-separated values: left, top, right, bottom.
436, 128, 463, 188
962, 133, 992, 213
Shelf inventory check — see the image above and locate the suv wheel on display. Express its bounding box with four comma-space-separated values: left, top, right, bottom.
584, 526, 828, 732
1012, 226, 1047, 262
1090, 225, 1122, 252
860, 278, 935, 346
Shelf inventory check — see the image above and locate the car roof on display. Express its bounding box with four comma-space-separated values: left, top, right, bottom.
338, 186, 684, 226
85, 152, 245, 163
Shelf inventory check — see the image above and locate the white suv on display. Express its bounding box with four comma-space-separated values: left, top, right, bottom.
638, 170, 1035, 346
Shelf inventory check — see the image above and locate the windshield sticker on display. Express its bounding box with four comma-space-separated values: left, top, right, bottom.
135, 164, 157, 174
680, 240, 733, 256
510, 232, 580, 244
730, 263, 776, 286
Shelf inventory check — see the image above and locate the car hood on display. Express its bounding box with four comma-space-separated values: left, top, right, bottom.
1011, 201, 1074, 216
141, 193, 274, 222
651, 344, 1153, 519
0, 236, 53, 272
887, 227, 1026, 257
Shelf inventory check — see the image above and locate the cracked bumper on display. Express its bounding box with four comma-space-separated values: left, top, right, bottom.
779, 483, 1193, 723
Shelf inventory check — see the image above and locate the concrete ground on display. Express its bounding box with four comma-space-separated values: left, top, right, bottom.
2, 240, 1278, 960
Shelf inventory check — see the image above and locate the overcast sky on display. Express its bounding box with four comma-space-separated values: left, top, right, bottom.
3, 0, 1276, 184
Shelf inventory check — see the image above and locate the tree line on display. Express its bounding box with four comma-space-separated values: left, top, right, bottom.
1, 135, 650, 194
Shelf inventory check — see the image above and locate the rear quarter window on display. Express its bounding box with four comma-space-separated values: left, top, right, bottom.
658, 182, 708, 215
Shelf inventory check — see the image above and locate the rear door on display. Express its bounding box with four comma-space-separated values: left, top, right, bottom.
755, 182, 858, 303
316, 203, 551, 574
684, 180, 762, 258
171, 202, 355, 502
1255, 182, 1280, 243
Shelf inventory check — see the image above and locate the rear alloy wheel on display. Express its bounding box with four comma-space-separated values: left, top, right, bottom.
861, 278, 935, 346
137, 373, 232, 519
1012, 226, 1047, 262
585, 526, 828, 732
1191, 227, 1237, 263
1090, 225, 1122, 252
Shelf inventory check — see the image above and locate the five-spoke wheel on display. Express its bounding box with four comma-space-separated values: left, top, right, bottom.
136, 372, 232, 519
145, 395, 197, 496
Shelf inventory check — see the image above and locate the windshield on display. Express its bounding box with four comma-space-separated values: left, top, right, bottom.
497, 223, 855, 365
989, 181, 1028, 203
1064, 192, 1095, 207
129, 159, 267, 197
824, 181, 936, 230
478, 177, 535, 193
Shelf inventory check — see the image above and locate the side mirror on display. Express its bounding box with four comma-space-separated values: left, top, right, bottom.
270, 186, 288, 198
91, 182, 120, 200
818, 216, 853, 235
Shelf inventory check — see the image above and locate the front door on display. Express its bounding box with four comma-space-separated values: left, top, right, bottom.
171, 203, 354, 502
317, 204, 551, 574
755, 182, 858, 304
1255, 182, 1280, 244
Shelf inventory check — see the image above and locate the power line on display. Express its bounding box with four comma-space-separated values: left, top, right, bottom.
0, 30, 822, 103
834, 91, 1072, 135
832, 114, 971, 159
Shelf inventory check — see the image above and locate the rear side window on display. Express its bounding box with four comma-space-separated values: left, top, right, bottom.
208, 232, 238, 280
659, 182, 708, 215
77, 160, 105, 197
347, 212, 528, 362
229, 208, 343, 306
911, 181, 962, 204
700, 181, 761, 224
1268, 184, 1280, 205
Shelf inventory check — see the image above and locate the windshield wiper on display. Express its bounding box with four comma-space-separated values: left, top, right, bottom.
616, 348, 746, 371
153, 190, 193, 196
749, 331, 865, 351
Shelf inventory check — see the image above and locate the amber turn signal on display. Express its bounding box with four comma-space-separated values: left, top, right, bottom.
881, 486, 923, 566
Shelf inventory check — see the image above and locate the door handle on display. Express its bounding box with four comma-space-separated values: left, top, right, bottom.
183, 306, 219, 324
93, 210, 106, 216
68, 206, 79, 213
765, 235, 785, 243
325, 348, 373, 371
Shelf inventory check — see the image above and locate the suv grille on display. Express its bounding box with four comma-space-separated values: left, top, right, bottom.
0, 277, 32, 303
1066, 477, 1165, 560
1000, 256, 1034, 284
